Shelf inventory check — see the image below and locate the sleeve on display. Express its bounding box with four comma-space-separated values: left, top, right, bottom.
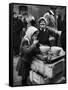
20, 39, 37, 54
47, 28, 59, 38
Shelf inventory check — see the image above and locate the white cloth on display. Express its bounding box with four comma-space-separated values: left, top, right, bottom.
24, 26, 38, 41
38, 17, 49, 25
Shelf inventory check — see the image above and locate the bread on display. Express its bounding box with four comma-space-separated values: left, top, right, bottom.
39, 45, 50, 54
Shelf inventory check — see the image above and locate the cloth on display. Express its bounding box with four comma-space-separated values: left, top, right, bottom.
60, 15, 66, 51
13, 17, 24, 55
24, 26, 38, 41
43, 11, 56, 27
38, 30, 50, 45
38, 17, 48, 25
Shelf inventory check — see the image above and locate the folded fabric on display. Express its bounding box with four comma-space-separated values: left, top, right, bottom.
48, 46, 65, 60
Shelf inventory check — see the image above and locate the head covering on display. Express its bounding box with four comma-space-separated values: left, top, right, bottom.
43, 11, 55, 27
38, 17, 49, 25
24, 26, 38, 41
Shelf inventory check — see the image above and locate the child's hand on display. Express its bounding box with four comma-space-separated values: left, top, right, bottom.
33, 40, 39, 45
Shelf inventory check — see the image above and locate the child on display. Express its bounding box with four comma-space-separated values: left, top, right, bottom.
38, 17, 58, 46
16, 26, 40, 86
38, 17, 50, 46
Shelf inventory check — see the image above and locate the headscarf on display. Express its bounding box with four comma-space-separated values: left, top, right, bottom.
38, 17, 49, 25
24, 26, 38, 43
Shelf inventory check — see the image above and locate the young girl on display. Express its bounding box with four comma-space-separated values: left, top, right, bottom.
38, 17, 50, 46
38, 17, 58, 46
16, 26, 40, 86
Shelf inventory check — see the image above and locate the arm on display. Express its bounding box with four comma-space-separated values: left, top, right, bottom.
20, 39, 37, 54
46, 26, 62, 36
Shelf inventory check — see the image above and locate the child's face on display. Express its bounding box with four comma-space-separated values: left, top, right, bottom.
32, 31, 39, 41
40, 20, 46, 29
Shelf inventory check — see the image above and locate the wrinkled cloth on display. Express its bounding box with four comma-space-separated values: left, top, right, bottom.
24, 26, 38, 41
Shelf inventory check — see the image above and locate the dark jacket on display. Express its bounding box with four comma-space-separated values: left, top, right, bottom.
60, 15, 66, 51
38, 29, 50, 45
13, 17, 24, 55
